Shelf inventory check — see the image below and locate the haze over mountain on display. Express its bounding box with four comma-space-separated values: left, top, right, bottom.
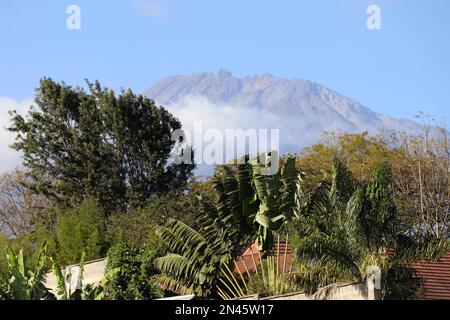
145, 70, 417, 163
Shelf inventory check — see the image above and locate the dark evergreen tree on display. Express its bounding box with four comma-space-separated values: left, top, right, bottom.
8, 78, 194, 213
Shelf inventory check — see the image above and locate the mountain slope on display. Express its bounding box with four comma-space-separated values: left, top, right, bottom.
144, 70, 417, 156
145, 70, 415, 133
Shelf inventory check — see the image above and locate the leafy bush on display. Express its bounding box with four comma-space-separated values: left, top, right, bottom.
0, 242, 54, 300
105, 237, 166, 300
37, 198, 108, 266
0, 232, 44, 273
106, 191, 206, 246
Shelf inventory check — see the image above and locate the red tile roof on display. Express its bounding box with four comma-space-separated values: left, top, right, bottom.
414, 251, 450, 300
234, 242, 293, 275
235, 243, 450, 300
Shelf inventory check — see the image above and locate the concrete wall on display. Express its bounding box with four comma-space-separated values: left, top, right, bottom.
262, 283, 369, 300
45, 258, 107, 295
236, 283, 376, 301
45, 259, 378, 301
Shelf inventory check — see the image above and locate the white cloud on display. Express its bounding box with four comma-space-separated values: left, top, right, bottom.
0, 97, 32, 172
165, 95, 342, 163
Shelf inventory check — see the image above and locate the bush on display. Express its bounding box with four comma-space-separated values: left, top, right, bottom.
2, 197, 114, 270
44, 198, 107, 266
106, 191, 206, 246
0, 232, 45, 273
105, 236, 166, 300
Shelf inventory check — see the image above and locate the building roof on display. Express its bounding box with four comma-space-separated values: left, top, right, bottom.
235, 243, 450, 300
234, 242, 293, 275
414, 251, 450, 300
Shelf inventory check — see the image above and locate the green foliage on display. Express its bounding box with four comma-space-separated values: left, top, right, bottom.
218, 237, 301, 300
0, 233, 6, 271
105, 241, 165, 300
251, 154, 302, 250
50, 198, 107, 266
8, 78, 194, 213
292, 158, 448, 299
106, 191, 205, 246
155, 155, 303, 298
0, 241, 119, 300
155, 219, 229, 297
297, 132, 390, 188
0, 242, 54, 300
0, 232, 46, 275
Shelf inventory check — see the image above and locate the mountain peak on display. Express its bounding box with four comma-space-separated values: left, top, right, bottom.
217, 69, 234, 79
255, 72, 275, 79
144, 71, 417, 142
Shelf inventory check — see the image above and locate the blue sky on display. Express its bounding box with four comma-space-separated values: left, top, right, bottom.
1, 0, 450, 121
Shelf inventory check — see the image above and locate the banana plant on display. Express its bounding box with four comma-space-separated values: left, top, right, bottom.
252, 153, 304, 250
0, 242, 119, 300
155, 155, 304, 298
217, 236, 300, 300
0, 242, 55, 300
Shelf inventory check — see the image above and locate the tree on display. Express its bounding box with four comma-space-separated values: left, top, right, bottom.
154, 155, 303, 297
292, 159, 448, 299
52, 198, 107, 266
106, 190, 207, 247
8, 78, 195, 213
388, 121, 450, 239
32, 198, 107, 266
296, 128, 450, 239
0, 169, 49, 236
297, 131, 390, 192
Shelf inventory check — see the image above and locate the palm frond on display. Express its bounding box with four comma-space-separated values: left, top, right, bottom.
153, 274, 194, 296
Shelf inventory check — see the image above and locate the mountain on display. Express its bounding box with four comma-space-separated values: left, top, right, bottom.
144, 70, 417, 161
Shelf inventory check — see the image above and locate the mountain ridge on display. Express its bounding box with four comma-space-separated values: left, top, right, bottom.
144, 70, 416, 135
143, 70, 419, 164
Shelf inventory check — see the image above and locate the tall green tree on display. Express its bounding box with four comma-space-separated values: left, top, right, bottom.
296, 128, 450, 239
292, 159, 448, 299
8, 78, 195, 213
53, 198, 107, 265
154, 155, 303, 297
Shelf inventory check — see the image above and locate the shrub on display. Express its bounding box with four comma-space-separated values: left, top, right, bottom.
105, 237, 166, 300
51, 198, 107, 265
106, 191, 205, 246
